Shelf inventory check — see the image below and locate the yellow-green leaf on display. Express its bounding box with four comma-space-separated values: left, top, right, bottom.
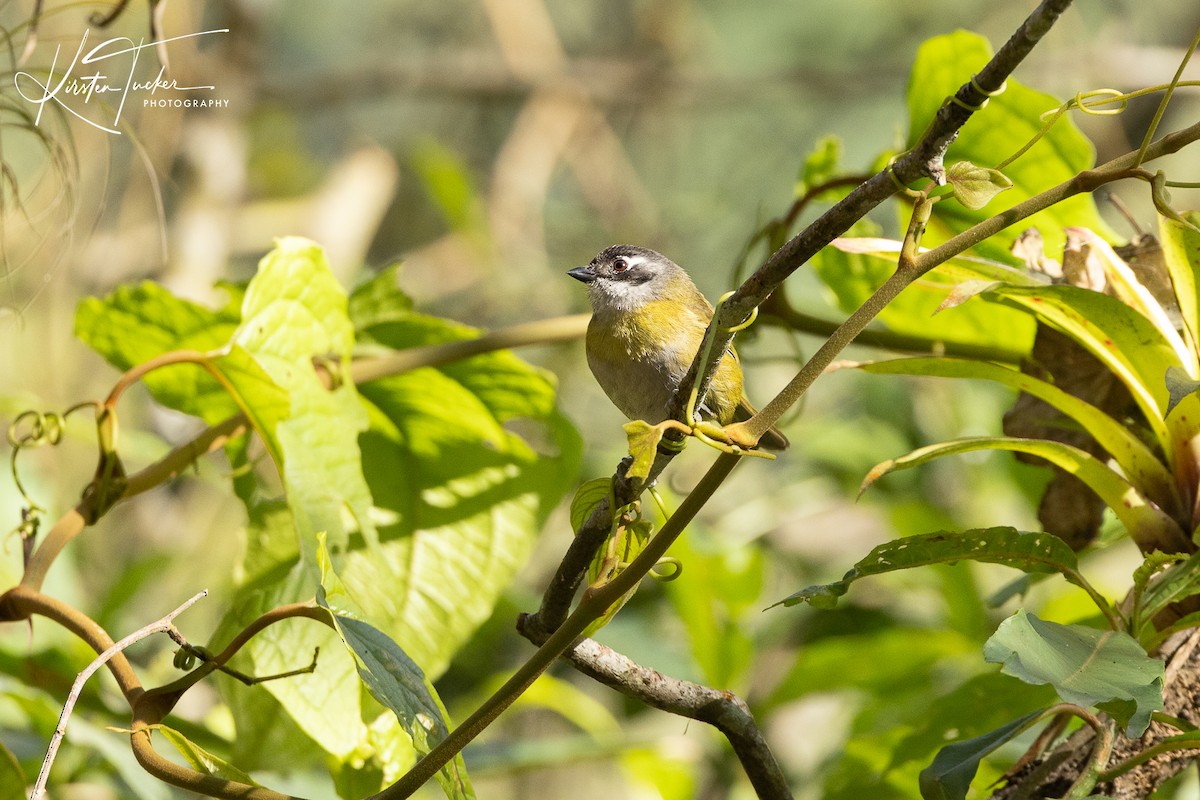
945, 160, 1012, 210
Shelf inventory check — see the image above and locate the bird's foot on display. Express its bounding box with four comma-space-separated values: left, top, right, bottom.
690, 420, 776, 460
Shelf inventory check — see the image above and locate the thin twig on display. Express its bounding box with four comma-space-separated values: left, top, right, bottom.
31, 591, 207, 800
349, 313, 589, 384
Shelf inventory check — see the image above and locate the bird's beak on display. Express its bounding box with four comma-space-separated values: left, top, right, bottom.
567, 265, 597, 283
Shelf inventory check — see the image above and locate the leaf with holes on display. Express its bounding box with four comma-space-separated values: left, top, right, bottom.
771, 528, 1100, 611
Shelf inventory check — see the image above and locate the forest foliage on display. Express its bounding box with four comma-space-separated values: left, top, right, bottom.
4, 4, 1200, 800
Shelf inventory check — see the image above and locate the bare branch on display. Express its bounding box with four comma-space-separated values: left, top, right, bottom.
518, 622, 793, 800
31, 591, 207, 800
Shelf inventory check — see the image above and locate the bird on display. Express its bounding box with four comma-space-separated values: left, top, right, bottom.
567, 244, 788, 451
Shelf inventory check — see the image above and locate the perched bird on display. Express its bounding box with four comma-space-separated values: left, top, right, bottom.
568, 244, 788, 451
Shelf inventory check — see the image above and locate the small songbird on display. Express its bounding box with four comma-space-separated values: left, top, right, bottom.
568, 244, 788, 451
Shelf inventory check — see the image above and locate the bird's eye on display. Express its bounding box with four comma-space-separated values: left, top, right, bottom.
612, 258, 629, 273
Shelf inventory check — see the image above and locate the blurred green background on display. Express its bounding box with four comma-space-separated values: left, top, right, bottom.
2, 1, 1199, 798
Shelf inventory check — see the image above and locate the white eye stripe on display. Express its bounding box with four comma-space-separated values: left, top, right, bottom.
611, 255, 645, 273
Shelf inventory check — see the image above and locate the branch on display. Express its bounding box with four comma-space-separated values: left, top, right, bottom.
380, 452, 742, 798
16, 315, 588, 593
517, 624, 792, 799
675, 0, 1075, 427
128, 602, 331, 800
349, 313, 589, 384
525, 0, 1082, 641
0, 584, 144, 700
31, 591, 207, 800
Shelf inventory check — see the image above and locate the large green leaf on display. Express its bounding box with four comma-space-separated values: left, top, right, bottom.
772, 528, 1107, 613
221, 557, 368, 763
1160, 211, 1200, 375
862, 437, 1186, 552
985, 284, 1184, 452
918, 710, 1046, 800
0, 740, 24, 800
216, 264, 579, 769
317, 540, 472, 798
813, 234, 1036, 354
983, 610, 1163, 737
340, 281, 580, 676
77, 239, 374, 566
906, 31, 1114, 261
857, 357, 1179, 512
223, 237, 376, 563
75, 281, 243, 423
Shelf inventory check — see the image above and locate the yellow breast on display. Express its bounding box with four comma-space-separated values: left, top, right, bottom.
586, 300, 743, 424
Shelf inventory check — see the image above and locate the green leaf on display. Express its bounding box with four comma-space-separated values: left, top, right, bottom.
892, 673, 1055, 771
348, 263, 414, 330
623, 420, 665, 481
1133, 550, 1200, 640
330, 614, 473, 799
918, 710, 1046, 800
583, 513, 654, 637
907, 31, 1114, 261
199, 247, 576, 768
1166, 364, 1200, 417
815, 235, 1036, 355
1144, 608, 1200, 653
1160, 212, 1200, 354
985, 283, 1186, 452
0, 740, 24, 800
772, 527, 1097, 610
223, 237, 376, 563
858, 357, 1178, 511
983, 610, 1164, 736
1066, 227, 1192, 372
153, 724, 262, 787
570, 478, 612, 533
350, 381, 578, 679
798, 135, 843, 196
945, 160, 1012, 210
862, 436, 1185, 553
74, 281, 243, 423
80, 239, 377, 569
222, 560, 368, 762
830, 237, 1043, 286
